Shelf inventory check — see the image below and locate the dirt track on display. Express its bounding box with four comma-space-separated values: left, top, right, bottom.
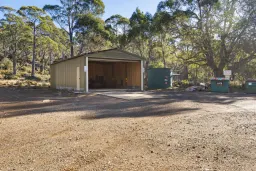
0, 87, 256, 171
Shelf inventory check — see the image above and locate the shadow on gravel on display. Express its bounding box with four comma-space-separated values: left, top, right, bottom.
81, 107, 199, 120
159, 92, 255, 105
0, 88, 255, 119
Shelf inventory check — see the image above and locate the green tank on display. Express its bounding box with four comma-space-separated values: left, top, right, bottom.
245, 79, 256, 94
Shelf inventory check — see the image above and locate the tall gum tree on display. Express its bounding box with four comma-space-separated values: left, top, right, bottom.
105, 14, 130, 49
129, 8, 154, 62
158, 0, 256, 77
0, 6, 32, 75
43, 0, 105, 58
18, 6, 46, 77
75, 13, 110, 54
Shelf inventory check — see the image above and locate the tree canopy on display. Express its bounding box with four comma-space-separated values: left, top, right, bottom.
0, 0, 256, 82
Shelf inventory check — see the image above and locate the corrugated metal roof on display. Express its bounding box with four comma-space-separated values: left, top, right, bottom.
52, 49, 144, 65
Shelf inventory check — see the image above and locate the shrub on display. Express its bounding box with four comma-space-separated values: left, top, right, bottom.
17, 71, 29, 78
25, 76, 41, 81
173, 81, 180, 87
173, 80, 191, 88
19, 66, 31, 73
0, 58, 13, 70
181, 80, 189, 86
4, 74, 18, 80
180, 80, 190, 88
0, 70, 18, 80
0, 70, 12, 75
230, 82, 244, 90
35, 73, 50, 82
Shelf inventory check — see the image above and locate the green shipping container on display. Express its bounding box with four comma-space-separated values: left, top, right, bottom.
211, 78, 230, 93
245, 80, 256, 94
148, 68, 171, 89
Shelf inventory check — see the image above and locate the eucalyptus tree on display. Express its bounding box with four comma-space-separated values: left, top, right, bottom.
105, 14, 130, 49
158, 0, 256, 77
0, 6, 32, 75
36, 17, 66, 72
43, 0, 105, 58
0, 6, 16, 58
75, 13, 110, 53
37, 36, 59, 73
153, 11, 177, 68
129, 8, 154, 63
18, 6, 46, 77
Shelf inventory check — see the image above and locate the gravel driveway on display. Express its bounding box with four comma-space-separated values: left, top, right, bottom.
0, 88, 255, 171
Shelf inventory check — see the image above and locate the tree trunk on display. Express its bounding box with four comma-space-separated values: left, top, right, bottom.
163, 58, 166, 68
195, 65, 198, 84
214, 68, 224, 77
162, 46, 166, 68
45, 51, 52, 73
13, 55, 17, 75
31, 24, 36, 77
69, 32, 74, 58
182, 65, 189, 80
12, 44, 17, 75
49, 51, 54, 64
161, 35, 166, 68
148, 40, 153, 67
40, 53, 45, 73
78, 42, 84, 55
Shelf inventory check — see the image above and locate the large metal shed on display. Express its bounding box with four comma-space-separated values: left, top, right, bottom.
50, 49, 144, 92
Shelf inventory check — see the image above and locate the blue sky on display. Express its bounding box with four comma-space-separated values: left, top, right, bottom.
0, 0, 161, 19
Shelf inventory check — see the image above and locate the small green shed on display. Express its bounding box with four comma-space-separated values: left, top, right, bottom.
148, 68, 171, 89
245, 79, 256, 94
211, 78, 230, 93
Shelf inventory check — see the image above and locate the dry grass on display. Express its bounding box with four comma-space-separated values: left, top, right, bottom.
0, 79, 50, 88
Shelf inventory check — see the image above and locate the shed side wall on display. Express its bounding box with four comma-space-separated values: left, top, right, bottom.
51, 57, 85, 90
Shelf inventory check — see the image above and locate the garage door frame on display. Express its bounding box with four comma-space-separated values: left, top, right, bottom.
84, 57, 144, 93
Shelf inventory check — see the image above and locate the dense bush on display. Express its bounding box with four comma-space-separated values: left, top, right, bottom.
0, 58, 13, 70
173, 80, 191, 88
0, 70, 18, 80
181, 80, 190, 87
230, 82, 244, 90
149, 61, 164, 68
17, 71, 29, 78
173, 81, 180, 87
0, 68, 51, 83
19, 65, 31, 73
4, 74, 18, 80
25, 76, 42, 81
0, 70, 12, 75
35, 74, 50, 81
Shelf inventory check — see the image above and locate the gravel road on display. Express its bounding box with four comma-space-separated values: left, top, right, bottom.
0, 88, 255, 171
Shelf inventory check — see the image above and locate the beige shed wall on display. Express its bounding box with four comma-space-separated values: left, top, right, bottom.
50, 57, 85, 90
